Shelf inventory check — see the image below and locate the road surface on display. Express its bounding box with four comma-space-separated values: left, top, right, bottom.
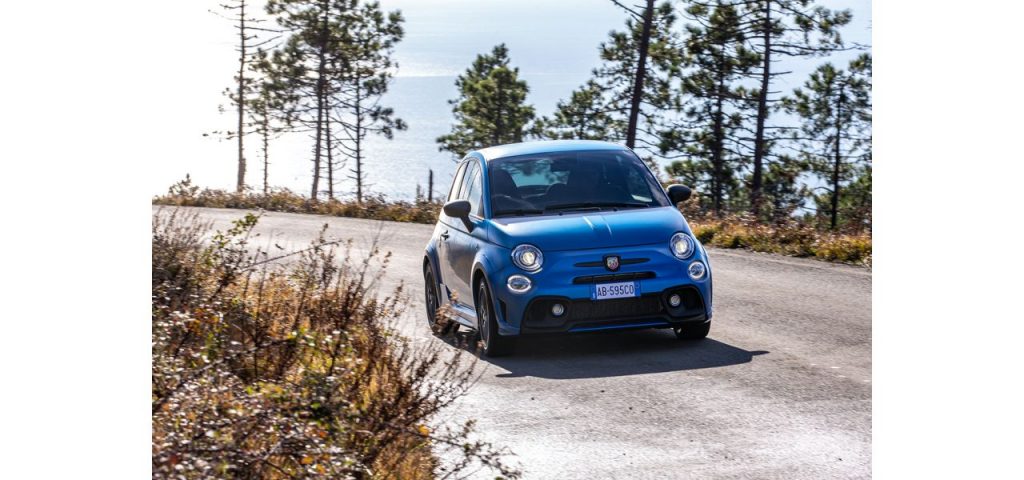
156, 206, 871, 479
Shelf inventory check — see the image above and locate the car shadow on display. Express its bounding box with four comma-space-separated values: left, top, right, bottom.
440, 328, 768, 380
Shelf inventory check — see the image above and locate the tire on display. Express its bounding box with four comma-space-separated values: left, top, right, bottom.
424, 267, 454, 335
476, 280, 513, 357
674, 321, 711, 340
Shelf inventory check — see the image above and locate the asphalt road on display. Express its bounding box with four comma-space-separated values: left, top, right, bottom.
157, 206, 871, 479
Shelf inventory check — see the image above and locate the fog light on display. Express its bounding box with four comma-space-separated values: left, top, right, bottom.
668, 293, 682, 307
507, 274, 532, 294
688, 261, 706, 280
551, 303, 565, 317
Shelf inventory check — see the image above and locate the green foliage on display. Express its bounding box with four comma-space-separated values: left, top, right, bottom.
662, 1, 759, 215
782, 53, 872, 230
264, 0, 406, 199
739, 0, 855, 213
168, 174, 201, 199
812, 164, 871, 231
532, 80, 624, 141
334, 2, 407, 201
436, 44, 535, 155
759, 156, 812, 223
543, 2, 680, 159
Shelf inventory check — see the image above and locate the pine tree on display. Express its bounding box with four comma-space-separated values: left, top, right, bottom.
610, 0, 659, 149
218, 0, 276, 193
782, 53, 871, 230
248, 48, 291, 195
826, 164, 870, 230
662, 1, 758, 216
733, 0, 853, 215
331, 2, 405, 203
265, 0, 351, 200
760, 156, 810, 222
589, 2, 682, 158
437, 44, 535, 155
533, 80, 623, 140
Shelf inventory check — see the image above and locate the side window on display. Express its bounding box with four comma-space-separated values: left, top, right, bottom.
448, 162, 468, 202
458, 162, 478, 201
466, 167, 484, 217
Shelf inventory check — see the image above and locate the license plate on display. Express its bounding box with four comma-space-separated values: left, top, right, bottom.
591, 281, 640, 300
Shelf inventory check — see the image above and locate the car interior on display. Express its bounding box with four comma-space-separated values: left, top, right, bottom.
490, 155, 659, 216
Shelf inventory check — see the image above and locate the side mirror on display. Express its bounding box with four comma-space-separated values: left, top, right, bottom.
666, 184, 692, 204
443, 199, 474, 231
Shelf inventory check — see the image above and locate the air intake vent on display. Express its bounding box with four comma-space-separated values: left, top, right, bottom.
572, 271, 655, 284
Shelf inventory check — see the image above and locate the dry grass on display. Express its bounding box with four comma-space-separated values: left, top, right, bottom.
689, 215, 872, 266
153, 176, 440, 224
152, 208, 519, 479
154, 177, 870, 266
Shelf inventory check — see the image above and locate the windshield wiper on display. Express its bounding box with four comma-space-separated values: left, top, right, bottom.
544, 202, 649, 212
493, 208, 544, 217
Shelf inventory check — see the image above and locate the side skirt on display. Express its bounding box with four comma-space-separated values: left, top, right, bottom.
439, 282, 478, 329
449, 303, 478, 329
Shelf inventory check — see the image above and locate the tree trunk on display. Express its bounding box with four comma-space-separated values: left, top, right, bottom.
310, 2, 329, 201
326, 104, 334, 200
625, 0, 655, 149
235, 0, 247, 193
262, 111, 269, 195
355, 82, 364, 203
750, 0, 771, 216
711, 76, 726, 217
493, 79, 504, 146
831, 84, 844, 230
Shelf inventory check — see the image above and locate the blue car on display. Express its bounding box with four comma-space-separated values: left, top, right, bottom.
422, 140, 713, 356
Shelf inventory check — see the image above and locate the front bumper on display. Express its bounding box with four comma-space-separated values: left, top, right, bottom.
488, 242, 713, 336
520, 285, 707, 334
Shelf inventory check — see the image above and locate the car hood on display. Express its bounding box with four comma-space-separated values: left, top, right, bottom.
488, 207, 691, 251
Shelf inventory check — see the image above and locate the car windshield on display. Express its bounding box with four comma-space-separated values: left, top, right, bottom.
488, 150, 670, 217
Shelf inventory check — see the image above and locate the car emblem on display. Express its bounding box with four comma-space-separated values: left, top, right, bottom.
605, 255, 621, 271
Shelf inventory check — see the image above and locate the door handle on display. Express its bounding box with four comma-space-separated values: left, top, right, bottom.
440, 231, 449, 240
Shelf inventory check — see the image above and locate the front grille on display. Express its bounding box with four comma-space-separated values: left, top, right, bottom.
574, 257, 649, 268
572, 271, 655, 284
568, 295, 663, 321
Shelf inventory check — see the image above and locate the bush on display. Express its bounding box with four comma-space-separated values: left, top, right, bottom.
813, 234, 873, 264
688, 215, 871, 267
154, 178, 441, 225
152, 208, 519, 479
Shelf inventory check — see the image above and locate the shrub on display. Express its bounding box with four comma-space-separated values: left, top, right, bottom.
688, 214, 872, 267
813, 234, 873, 265
152, 208, 519, 479
153, 180, 441, 225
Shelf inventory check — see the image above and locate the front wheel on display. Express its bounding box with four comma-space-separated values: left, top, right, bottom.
674, 321, 711, 340
476, 280, 513, 357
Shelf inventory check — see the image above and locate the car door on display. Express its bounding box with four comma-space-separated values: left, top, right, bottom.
448, 160, 486, 307
438, 161, 469, 300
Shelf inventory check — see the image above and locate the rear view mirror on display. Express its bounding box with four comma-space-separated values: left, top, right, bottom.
443, 199, 471, 218
666, 184, 692, 204
443, 199, 474, 231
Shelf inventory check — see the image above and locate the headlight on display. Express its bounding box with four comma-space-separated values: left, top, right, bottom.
670, 233, 695, 259
688, 261, 706, 280
511, 244, 543, 271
